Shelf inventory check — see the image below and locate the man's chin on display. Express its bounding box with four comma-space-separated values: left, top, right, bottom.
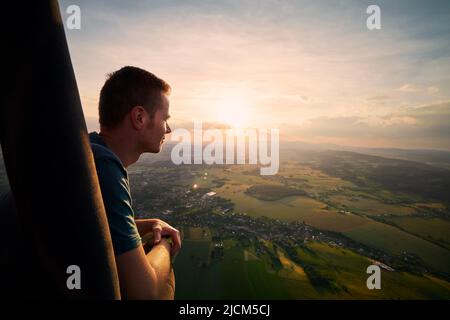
145, 140, 165, 153
148, 144, 163, 154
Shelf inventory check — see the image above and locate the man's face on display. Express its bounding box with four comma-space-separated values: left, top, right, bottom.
141, 93, 171, 153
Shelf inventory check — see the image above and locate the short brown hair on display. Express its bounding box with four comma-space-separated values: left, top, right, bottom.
99, 66, 171, 128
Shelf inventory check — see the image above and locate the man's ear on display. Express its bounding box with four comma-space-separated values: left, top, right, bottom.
130, 106, 147, 130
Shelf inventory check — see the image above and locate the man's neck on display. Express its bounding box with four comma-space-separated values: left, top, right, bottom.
98, 129, 140, 168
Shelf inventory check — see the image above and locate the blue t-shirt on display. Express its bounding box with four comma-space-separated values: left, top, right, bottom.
89, 132, 141, 255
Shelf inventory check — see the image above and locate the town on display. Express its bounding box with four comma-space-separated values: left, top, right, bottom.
129, 164, 435, 281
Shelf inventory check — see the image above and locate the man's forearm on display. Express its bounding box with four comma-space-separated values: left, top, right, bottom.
146, 238, 175, 299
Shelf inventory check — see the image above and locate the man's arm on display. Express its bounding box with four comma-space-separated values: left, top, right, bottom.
91, 158, 177, 298
115, 239, 174, 299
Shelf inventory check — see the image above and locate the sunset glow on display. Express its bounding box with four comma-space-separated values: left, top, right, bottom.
214, 90, 252, 128
62, 0, 450, 150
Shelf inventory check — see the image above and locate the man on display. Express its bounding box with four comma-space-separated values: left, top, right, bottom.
89, 66, 181, 299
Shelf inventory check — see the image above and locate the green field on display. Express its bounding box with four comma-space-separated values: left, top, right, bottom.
214, 181, 370, 232
343, 221, 450, 274
215, 183, 325, 220
294, 242, 450, 299
245, 184, 307, 201
385, 217, 450, 250
328, 195, 417, 216
204, 167, 372, 232
277, 162, 354, 193
174, 227, 450, 299
174, 239, 221, 299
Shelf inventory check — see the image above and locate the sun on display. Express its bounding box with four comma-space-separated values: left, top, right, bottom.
214, 91, 252, 128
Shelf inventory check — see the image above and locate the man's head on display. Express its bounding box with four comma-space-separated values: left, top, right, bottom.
99, 66, 171, 153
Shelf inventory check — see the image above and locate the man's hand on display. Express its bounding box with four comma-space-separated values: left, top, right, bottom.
136, 218, 182, 257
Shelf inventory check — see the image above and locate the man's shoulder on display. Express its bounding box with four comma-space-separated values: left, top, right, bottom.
91, 146, 128, 182
89, 132, 126, 175
91, 141, 116, 161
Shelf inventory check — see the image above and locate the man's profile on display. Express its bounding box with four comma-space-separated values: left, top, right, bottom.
89, 66, 181, 299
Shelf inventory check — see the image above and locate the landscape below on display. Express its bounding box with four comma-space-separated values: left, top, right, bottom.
1, 147, 449, 299
128, 147, 450, 299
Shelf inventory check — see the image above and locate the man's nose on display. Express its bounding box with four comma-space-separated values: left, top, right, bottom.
166, 123, 172, 134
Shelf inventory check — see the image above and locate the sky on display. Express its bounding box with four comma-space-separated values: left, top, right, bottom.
60, 0, 450, 150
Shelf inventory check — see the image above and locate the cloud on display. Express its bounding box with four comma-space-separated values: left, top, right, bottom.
355, 116, 418, 127
367, 95, 390, 101
397, 84, 420, 92
396, 84, 440, 95
427, 86, 440, 94
282, 101, 450, 150
280, 94, 309, 103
